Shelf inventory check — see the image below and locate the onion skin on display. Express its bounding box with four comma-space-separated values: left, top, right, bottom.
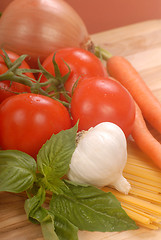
0, 0, 90, 68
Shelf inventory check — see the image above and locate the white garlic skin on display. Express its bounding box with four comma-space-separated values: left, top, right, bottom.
68, 122, 131, 194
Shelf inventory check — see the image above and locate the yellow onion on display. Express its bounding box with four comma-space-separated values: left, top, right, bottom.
0, 0, 90, 67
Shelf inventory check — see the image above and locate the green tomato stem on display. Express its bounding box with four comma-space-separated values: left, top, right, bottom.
0, 71, 33, 86
0, 70, 70, 107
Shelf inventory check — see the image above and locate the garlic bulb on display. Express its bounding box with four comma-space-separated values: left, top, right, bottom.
68, 122, 131, 194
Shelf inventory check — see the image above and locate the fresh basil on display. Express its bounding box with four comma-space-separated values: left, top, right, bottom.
0, 124, 138, 239
41, 215, 59, 240
37, 124, 77, 193
25, 187, 59, 239
25, 187, 46, 224
50, 180, 138, 232
50, 212, 79, 240
0, 150, 36, 193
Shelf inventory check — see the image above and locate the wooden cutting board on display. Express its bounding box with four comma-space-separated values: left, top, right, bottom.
0, 19, 161, 240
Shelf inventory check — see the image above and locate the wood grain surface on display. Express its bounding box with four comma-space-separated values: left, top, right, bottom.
1, 20, 161, 240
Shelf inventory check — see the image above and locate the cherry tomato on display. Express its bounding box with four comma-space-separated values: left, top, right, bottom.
0, 93, 71, 158
0, 49, 35, 103
40, 47, 108, 101
71, 77, 135, 137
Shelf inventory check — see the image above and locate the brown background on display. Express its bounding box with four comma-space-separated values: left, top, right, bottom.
0, 0, 161, 33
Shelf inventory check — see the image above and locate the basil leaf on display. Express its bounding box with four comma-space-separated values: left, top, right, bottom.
25, 188, 59, 239
50, 180, 138, 232
25, 187, 46, 224
41, 177, 70, 195
51, 212, 78, 240
41, 215, 59, 240
37, 124, 77, 183
0, 150, 37, 193
25, 188, 59, 240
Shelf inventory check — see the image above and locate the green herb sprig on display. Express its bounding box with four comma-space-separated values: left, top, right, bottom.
0, 124, 138, 240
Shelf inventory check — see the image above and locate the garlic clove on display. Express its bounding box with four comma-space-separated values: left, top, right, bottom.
109, 174, 131, 195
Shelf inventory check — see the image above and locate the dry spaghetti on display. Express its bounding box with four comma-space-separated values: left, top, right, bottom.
102, 141, 161, 229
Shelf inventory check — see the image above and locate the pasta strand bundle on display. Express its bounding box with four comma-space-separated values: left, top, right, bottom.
103, 142, 161, 230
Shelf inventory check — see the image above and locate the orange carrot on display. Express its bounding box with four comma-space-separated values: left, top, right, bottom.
131, 104, 161, 169
106, 56, 161, 134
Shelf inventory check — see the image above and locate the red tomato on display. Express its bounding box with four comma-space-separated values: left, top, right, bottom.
0, 49, 35, 103
40, 47, 108, 101
71, 77, 135, 137
0, 93, 71, 158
